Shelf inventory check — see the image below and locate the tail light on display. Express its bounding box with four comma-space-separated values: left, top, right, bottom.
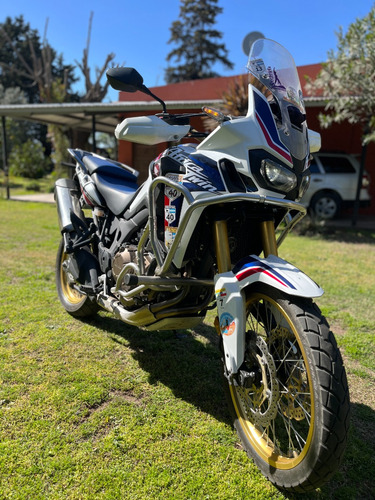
362, 173, 370, 189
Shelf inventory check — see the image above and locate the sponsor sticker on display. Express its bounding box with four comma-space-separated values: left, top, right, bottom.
219, 312, 236, 336
215, 288, 227, 298
165, 226, 177, 249
165, 186, 180, 201
165, 206, 176, 224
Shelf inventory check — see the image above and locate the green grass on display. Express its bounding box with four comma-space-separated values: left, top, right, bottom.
0, 199, 374, 499
0, 172, 55, 197
282, 227, 375, 371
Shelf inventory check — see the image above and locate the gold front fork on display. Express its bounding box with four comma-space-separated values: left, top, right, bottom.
213, 220, 232, 273
260, 220, 278, 257
213, 219, 278, 273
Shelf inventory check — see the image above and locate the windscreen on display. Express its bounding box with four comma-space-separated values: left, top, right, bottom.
247, 38, 305, 114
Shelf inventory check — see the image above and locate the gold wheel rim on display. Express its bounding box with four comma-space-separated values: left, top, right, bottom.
230, 294, 315, 470
60, 251, 85, 305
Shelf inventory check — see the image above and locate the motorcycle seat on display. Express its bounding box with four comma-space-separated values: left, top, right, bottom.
82, 154, 138, 184
91, 171, 139, 216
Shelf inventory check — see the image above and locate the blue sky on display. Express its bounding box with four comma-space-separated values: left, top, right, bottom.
2, 0, 375, 101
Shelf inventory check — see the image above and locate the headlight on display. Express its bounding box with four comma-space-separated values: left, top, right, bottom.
260, 159, 297, 192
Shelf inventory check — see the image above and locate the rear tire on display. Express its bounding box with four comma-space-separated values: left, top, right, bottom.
226, 289, 350, 492
55, 238, 99, 318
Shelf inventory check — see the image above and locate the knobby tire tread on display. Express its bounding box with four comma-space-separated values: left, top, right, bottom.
282, 298, 350, 492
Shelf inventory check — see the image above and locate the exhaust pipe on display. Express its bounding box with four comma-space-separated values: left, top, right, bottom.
54, 178, 84, 233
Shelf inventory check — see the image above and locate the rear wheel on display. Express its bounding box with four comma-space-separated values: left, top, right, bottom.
226, 290, 350, 492
55, 238, 99, 318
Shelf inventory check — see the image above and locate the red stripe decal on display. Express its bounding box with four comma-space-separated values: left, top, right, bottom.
256, 113, 292, 164
236, 266, 288, 287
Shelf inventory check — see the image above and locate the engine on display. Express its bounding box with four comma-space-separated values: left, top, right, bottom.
112, 244, 154, 291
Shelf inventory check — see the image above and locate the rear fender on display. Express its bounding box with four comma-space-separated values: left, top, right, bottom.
215, 255, 323, 378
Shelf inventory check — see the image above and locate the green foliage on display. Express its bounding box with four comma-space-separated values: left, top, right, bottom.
0, 83, 27, 105
9, 139, 51, 179
49, 125, 71, 178
0, 16, 79, 174
0, 16, 42, 103
305, 6, 375, 144
0, 15, 78, 104
165, 0, 233, 83
0, 83, 29, 171
0, 15, 115, 176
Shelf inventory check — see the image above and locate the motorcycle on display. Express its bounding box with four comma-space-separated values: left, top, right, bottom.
54, 39, 350, 492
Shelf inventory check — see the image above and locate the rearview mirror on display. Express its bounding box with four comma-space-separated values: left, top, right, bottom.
106, 67, 144, 93
106, 66, 167, 113
308, 129, 321, 153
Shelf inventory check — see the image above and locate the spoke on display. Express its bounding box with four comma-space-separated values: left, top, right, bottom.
277, 340, 299, 368
247, 306, 259, 334
264, 302, 273, 333
277, 375, 312, 424
293, 393, 312, 423
277, 404, 307, 452
283, 361, 302, 383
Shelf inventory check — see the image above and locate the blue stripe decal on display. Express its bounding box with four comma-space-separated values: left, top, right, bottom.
235, 256, 296, 289
253, 91, 291, 158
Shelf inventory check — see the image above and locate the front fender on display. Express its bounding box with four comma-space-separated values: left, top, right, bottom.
215, 255, 323, 378
233, 254, 323, 298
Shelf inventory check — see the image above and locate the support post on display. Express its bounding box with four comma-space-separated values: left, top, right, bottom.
1, 116, 10, 200
352, 141, 368, 227
91, 115, 97, 153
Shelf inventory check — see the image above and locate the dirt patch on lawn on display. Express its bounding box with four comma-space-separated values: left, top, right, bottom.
343, 356, 375, 409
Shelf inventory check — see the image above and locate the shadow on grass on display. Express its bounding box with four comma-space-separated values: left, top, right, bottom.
292, 217, 375, 244
86, 313, 231, 425
86, 314, 375, 499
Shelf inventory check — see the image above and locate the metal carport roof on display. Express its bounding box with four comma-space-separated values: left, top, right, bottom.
0, 99, 223, 134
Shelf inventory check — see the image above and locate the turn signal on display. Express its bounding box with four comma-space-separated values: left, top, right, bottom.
202, 106, 227, 123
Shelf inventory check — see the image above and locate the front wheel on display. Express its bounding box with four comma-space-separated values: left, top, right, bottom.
226, 290, 350, 492
55, 238, 99, 318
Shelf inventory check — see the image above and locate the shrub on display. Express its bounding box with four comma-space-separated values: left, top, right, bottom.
9, 139, 51, 179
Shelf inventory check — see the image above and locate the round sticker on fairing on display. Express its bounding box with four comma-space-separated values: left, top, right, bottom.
220, 313, 236, 336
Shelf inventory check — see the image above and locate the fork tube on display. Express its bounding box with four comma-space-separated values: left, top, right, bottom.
260, 220, 278, 257
213, 220, 232, 273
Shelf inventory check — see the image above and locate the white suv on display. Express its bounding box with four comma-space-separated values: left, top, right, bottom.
301, 152, 371, 219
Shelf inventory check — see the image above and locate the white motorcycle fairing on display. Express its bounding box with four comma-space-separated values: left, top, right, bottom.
214, 254, 323, 378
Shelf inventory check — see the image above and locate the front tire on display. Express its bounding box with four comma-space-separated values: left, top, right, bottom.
55, 238, 99, 318
226, 290, 350, 492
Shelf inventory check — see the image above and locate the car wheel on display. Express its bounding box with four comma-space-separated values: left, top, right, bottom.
310, 191, 341, 219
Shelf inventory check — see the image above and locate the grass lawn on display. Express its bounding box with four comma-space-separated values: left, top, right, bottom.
0, 172, 55, 197
0, 198, 374, 499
